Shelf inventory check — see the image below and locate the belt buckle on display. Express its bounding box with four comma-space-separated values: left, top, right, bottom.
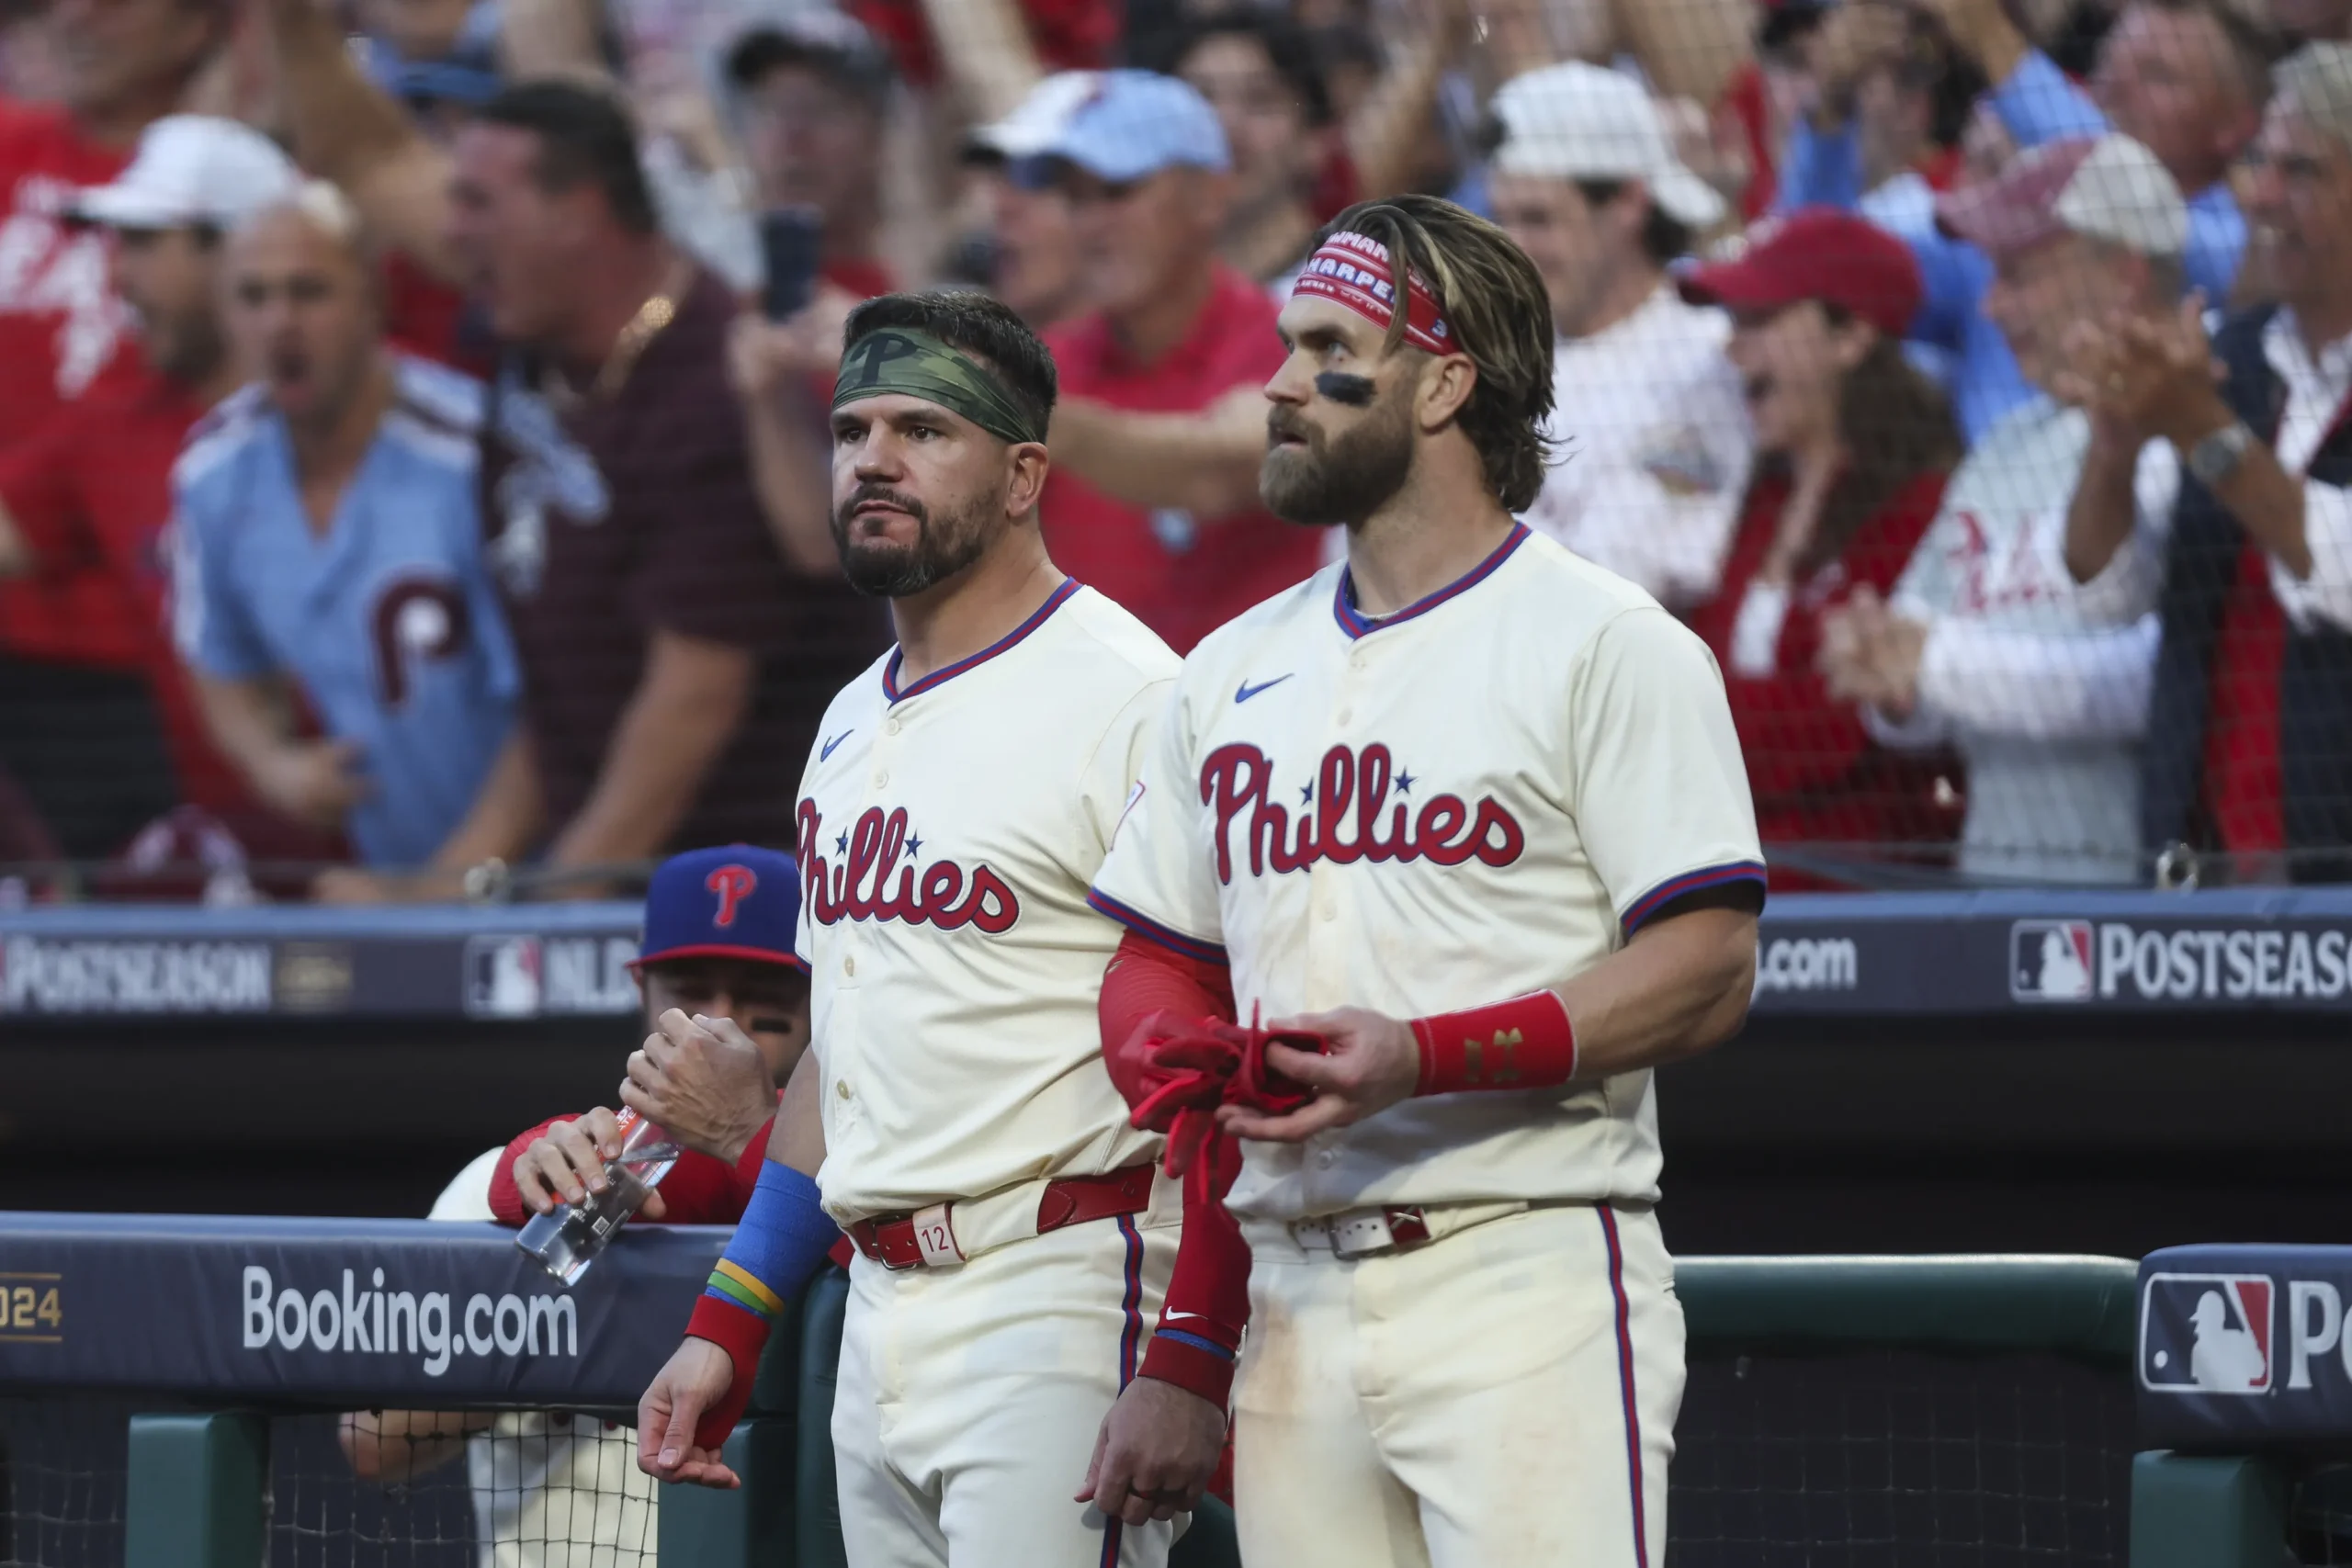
1329, 1210, 1395, 1260
865, 1217, 920, 1271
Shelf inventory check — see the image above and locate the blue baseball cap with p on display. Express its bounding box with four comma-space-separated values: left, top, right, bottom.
632, 844, 805, 973
1011, 70, 1230, 187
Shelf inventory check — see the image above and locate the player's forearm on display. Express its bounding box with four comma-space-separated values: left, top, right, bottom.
1555, 905, 1758, 1077
763, 1050, 828, 1176
1047, 394, 1267, 521
1139, 1143, 1249, 1406
547, 632, 753, 868
743, 393, 842, 578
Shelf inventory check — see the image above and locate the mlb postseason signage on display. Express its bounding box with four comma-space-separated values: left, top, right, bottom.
0, 1213, 724, 1408
0, 902, 643, 1020
15, 888, 2352, 1020
2137, 1244, 2352, 1454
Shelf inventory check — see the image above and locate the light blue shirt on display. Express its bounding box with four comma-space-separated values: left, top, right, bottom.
170, 356, 519, 867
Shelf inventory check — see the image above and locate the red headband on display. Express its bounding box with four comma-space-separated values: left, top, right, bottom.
1291, 231, 1453, 355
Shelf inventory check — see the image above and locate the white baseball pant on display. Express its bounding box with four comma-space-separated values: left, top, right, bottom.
830, 1198, 1184, 1568
1232, 1201, 1685, 1568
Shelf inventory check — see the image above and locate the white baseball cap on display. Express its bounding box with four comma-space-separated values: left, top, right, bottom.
964, 72, 1105, 163
1934, 133, 2188, 260
1487, 62, 1726, 231
73, 116, 302, 231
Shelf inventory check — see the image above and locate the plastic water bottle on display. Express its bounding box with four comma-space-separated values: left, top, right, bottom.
515, 1108, 681, 1286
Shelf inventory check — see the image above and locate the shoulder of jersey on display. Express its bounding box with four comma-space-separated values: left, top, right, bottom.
378, 355, 487, 470
173, 383, 274, 494
1059, 585, 1182, 683
1179, 559, 1347, 678
1511, 527, 1665, 614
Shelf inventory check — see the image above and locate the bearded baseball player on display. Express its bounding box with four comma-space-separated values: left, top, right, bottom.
1088, 194, 1767, 1567
634, 291, 1250, 1567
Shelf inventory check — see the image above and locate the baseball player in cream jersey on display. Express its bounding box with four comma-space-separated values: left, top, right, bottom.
637, 292, 1250, 1568
1090, 195, 1768, 1568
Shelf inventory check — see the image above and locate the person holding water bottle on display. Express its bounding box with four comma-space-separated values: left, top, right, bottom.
339, 843, 813, 1558
485, 843, 816, 1241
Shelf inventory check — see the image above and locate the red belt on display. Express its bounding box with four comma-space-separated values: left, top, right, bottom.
846, 1162, 1158, 1270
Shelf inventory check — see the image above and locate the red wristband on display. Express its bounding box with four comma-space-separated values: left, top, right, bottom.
1140, 1323, 1240, 1409
1408, 991, 1577, 1096
684, 1293, 771, 1450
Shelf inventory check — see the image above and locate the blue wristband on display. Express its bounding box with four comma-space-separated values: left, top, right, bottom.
702, 1163, 837, 1322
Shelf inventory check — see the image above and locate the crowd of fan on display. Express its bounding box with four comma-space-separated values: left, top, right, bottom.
0, 0, 2348, 898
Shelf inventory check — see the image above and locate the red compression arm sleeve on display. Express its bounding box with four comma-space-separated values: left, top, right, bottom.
1138, 1134, 1250, 1407
486, 1117, 565, 1229
1098, 930, 1237, 1108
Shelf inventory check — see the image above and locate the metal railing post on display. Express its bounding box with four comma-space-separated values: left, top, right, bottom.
125, 1412, 268, 1568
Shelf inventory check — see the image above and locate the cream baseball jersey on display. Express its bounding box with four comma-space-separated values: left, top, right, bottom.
792, 581, 1179, 1224
1090, 524, 1765, 1222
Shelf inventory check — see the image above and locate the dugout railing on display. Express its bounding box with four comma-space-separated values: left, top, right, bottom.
0, 1217, 2235, 1566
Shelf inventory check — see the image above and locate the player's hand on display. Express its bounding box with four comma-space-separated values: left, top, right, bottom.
255, 739, 369, 830
1074, 1375, 1227, 1526
1217, 1008, 1419, 1143
620, 1010, 775, 1165
511, 1108, 670, 1220
639, 1337, 741, 1489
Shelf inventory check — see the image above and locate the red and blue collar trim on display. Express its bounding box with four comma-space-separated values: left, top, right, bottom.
883, 578, 1080, 704
1330, 524, 1530, 640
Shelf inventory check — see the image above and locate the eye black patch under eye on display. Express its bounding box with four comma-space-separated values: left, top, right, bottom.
1315, 372, 1377, 407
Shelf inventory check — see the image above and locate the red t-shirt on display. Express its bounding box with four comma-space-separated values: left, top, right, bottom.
1043, 267, 1323, 655
1683, 467, 1962, 886
0, 373, 249, 811
0, 100, 149, 665
851, 0, 1115, 86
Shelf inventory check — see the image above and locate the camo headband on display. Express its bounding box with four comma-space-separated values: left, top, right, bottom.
831, 327, 1045, 447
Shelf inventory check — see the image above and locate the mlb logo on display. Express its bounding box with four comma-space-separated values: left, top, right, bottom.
462, 935, 542, 1019
2009, 919, 2095, 1001
2140, 1273, 2275, 1395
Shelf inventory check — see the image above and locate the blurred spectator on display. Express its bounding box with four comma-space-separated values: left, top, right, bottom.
1158, 7, 1337, 290
344, 845, 815, 1562
1821, 135, 2188, 885
0, 0, 232, 858
171, 184, 520, 882
1778, 2, 1984, 233
1922, 0, 2270, 301
724, 9, 897, 299
1487, 62, 1754, 608
1149, 3, 1474, 295
0, 117, 298, 862
1679, 209, 1966, 883
1723, 0, 1829, 219
2275, 0, 2352, 43
2063, 43, 2352, 883
956, 71, 1100, 329
1023, 71, 1323, 652
308, 81, 856, 900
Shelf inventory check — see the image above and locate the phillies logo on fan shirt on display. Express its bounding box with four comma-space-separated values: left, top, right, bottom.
705, 863, 757, 927
2140, 1273, 2275, 1395
1201, 742, 1524, 885
797, 803, 1019, 933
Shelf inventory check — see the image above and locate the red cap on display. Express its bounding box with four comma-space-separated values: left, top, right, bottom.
1678, 208, 1923, 338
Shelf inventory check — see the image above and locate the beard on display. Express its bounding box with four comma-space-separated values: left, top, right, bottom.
1258, 384, 1416, 527
831, 482, 1000, 598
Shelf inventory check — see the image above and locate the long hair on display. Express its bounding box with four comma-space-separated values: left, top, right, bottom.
1318, 194, 1559, 513
1801, 320, 1962, 575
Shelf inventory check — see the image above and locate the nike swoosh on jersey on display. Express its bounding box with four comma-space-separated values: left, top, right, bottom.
820, 730, 854, 761
1162, 1311, 1208, 1323
1235, 675, 1293, 704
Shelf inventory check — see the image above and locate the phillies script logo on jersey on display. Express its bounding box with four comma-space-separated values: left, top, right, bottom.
797, 803, 1020, 933
1202, 742, 1524, 885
